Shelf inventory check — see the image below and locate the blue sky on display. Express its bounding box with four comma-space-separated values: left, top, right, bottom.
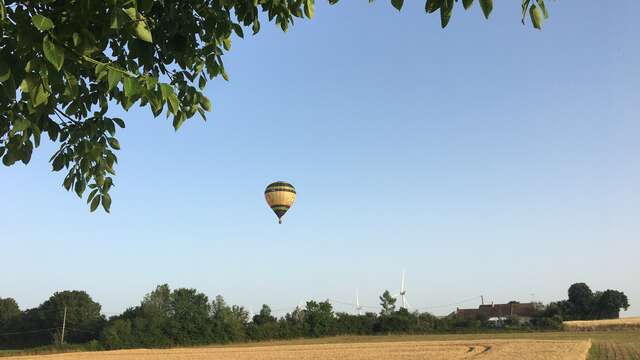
2, 1, 639, 317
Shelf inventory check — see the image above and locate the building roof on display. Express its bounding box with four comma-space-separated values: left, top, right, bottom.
456, 302, 538, 319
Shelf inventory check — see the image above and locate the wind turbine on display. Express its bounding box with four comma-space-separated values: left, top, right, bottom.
395, 270, 409, 309
355, 289, 364, 315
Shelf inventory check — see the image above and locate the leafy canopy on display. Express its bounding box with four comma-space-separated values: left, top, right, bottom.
0, 0, 550, 212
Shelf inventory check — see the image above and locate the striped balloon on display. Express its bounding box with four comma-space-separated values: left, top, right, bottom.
264, 181, 296, 224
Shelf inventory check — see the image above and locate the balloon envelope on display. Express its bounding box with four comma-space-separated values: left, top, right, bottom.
264, 181, 296, 224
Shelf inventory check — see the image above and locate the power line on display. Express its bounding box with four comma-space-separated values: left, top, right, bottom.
65, 327, 99, 334
0, 328, 59, 336
415, 296, 483, 311
0, 327, 98, 337
327, 295, 483, 313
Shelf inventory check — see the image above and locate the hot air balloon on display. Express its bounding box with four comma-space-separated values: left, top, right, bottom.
264, 181, 296, 224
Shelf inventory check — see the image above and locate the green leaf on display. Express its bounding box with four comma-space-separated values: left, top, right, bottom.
123, 7, 137, 20
425, 0, 442, 13
43, 35, 65, 71
232, 23, 244, 39
530, 4, 543, 29
113, 118, 126, 128
87, 189, 99, 203
124, 77, 141, 97
479, 0, 492, 19
74, 178, 86, 197
462, 0, 473, 10
134, 21, 153, 43
440, 0, 453, 28
160, 84, 179, 114
139, 0, 154, 13
32, 84, 50, 107
12, 118, 30, 133
536, 0, 549, 19
199, 95, 212, 112
32, 14, 55, 31
172, 112, 186, 130
19, 75, 38, 93
304, 0, 314, 19
124, 7, 153, 42
63, 175, 74, 191
2, 152, 16, 166
102, 193, 112, 213
103, 177, 113, 193
95, 63, 107, 78
391, 0, 404, 11
0, 61, 11, 82
90, 195, 101, 212
107, 69, 123, 91
0, 0, 5, 21
52, 155, 65, 171
521, 0, 531, 24
108, 137, 121, 150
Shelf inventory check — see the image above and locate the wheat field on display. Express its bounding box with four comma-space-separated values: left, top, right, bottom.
2, 339, 592, 360
564, 317, 640, 331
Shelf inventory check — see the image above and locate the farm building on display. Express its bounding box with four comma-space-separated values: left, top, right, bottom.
456, 301, 542, 324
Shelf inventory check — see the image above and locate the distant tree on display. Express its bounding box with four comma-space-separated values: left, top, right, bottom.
415, 312, 439, 332
592, 290, 629, 319
167, 288, 212, 345
253, 304, 276, 326
37, 290, 105, 344
247, 304, 279, 341
376, 307, 415, 333
302, 300, 335, 337
210, 295, 247, 343
0, 297, 22, 347
142, 284, 171, 315
335, 312, 376, 335
134, 284, 173, 346
379, 290, 397, 316
100, 319, 133, 349
567, 283, 593, 319
557, 283, 630, 321
0, 297, 21, 328
279, 307, 305, 339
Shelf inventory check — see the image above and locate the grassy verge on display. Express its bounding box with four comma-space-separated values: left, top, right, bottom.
0, 344, 92, 358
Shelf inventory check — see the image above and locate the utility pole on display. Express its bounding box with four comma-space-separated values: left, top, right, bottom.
481, 295, 484, 305
61, 305, 67, 345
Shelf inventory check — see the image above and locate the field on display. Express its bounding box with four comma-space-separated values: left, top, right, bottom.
565, 317, 640, 332
1, 339, 591, 360
2, 331, 638, 359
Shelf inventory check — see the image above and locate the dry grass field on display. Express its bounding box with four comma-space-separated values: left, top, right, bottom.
1, 339, 591, 360
3, 330, 640, 359
564, 317, 640, 332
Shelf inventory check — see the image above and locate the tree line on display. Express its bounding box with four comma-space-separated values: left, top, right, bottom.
0, 282, 629, 350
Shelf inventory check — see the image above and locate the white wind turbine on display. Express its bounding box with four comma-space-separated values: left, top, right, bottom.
395, 271, 410, 309
355, 289, 364, 315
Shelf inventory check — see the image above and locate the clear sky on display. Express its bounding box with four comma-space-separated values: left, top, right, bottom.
1, 1, 639, 318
